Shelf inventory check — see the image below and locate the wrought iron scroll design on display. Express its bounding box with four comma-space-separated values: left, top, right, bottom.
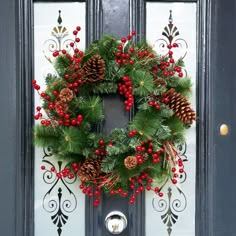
42, 148, 77, 236
43, 10, 74, 64
154, 10, 188, 60
152, 11, 190, 236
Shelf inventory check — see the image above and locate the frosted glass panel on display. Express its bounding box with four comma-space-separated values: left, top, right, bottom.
34, 3, 86, 236
146, 3, 197, 236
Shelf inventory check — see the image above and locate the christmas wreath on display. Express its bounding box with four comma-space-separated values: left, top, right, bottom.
33, 26, 195, 206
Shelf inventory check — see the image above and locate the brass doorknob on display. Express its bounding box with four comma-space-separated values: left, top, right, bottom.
105, 211, 127, 234
220, 124, 229, 136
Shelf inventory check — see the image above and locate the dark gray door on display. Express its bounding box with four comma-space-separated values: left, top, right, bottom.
1, 0, 236, 236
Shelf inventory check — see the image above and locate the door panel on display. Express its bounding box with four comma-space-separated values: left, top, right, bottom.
34, 3, 86, 235
145, 3, 197, 236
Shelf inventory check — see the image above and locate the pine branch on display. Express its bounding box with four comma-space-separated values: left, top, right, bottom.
54, 55, 72, 77
131, 70, 154, 97
34, 125, 61, 148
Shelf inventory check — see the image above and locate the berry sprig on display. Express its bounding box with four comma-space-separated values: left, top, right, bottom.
118, 76, 134, 111
115, 31, 136, 66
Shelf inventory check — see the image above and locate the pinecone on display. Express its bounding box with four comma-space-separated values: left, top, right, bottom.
154, 77, 167, 86
124, 156, 137, 170
82, 55, 105, 83
79, 156, 103, 182
59, 88, 74, 103
164, 88, 196, 124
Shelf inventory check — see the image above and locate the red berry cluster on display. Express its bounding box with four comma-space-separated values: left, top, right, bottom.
94, 139, 107, 157
52, 26, 84, 93
41, 162, 79, 179
118, 76, 134, 111
148, 95, 161, 110
129, 172, 164, 204
33, 81, 84, 127
32, 79, 40, 90
79, 184, 102, 207
128, 129, 137, 137
57, 114, 83, 127
135, 140, 164, 165
152, 42, 184, 78
115, 31, 136, 66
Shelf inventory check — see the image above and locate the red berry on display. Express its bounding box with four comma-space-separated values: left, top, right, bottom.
118, 188, 123, 194
146, 186, 151, 191
172, 167, 176, 172
154, 187, 159, 192
130, 184, 135, 189
99, 139, 105, 145
163, 71, 169, 77
174, 173, 178, 178
172, 179, 177, 184
116, 52, 121, 57
65, 114, 70, 119
70, 42, 74, 47
168, 51, 173, 56
76, 26, 81, 31
41, 165, 45, 170
110, 190, 115, 195
155, 103, 160, 110
64, 74, 70, 79
139, 186, 144, 191
149, 53, 154, 58
73, 30, 78, 35
129, 200, 134, 204
169, 58, 175, 63
131, 30, 136, 35
147, 178, 153, 183
158, 192, 163, 197
123, 192, 128, 197
129, 47, 135, 53
179, 168, 184, 173
167, 44, 172, 49
178, 72, 183, 77
127, 35, 132, 40
118, 45, 123, 50
163, 97, 169, 104
121, 37, 126, 43
173, 43, 178, 47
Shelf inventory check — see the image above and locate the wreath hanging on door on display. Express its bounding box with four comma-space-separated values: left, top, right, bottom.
33, 26, 195, 206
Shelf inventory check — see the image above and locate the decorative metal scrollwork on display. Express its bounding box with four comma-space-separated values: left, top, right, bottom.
154, 10, 188, 60
43, 10, 73, 64
42, 148, 77, 236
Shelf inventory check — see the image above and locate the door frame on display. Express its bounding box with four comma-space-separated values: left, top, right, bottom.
12, 0, 214, 235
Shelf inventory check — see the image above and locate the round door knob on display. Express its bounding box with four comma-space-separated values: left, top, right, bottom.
104, 211, 127, 234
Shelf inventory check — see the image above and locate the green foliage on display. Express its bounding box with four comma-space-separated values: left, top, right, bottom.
54, 55, 72, 77
79, 96, 104, 123
131, 70, 154, 97
59, 127, 88, 155
34, 125, 60, 148
130, 110, 162, 140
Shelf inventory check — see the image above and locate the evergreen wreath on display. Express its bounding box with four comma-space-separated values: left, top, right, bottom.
33, 26, 195, 206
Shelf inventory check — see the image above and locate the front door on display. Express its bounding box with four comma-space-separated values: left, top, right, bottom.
1, 0, 236, 236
